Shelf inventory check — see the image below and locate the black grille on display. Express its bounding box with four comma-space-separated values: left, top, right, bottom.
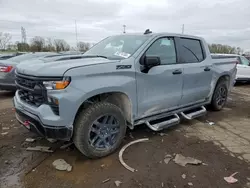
18, 90, 46, 106
16, 76, 39, 90
15, 74, 46, 107
15, 73, 60, 115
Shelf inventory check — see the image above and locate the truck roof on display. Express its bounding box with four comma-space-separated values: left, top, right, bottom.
114, 32, 204, 40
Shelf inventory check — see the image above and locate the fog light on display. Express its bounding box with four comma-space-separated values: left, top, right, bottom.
48, 97, 59, 105
53, 99, 59, 105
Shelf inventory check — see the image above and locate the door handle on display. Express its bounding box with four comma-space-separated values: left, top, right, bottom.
204, 67, 211, 71
172, 70, 182, 75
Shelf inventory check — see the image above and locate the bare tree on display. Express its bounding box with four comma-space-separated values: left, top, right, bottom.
236, 47, 244, 55
77, 41, 90, 52
30, 36, 45, 52
16, 41, 29, 52
44, 38, 55, 52
0, 32, 12, 50
54, 39, 70, 52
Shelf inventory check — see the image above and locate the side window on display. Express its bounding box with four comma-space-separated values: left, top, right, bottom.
180, 38, 204, 63
145, 38, 177, 65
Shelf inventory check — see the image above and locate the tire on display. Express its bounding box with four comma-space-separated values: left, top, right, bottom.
73, 102, 127, 158
210, 79, 228, 111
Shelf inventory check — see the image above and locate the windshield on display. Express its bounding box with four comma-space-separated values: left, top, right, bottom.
84, 35, 149, 59
241, 56, 250, 66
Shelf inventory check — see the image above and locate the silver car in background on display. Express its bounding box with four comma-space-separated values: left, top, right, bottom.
0, 52, 62, 91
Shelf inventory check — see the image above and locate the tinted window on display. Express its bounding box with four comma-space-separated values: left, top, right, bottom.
145, 38, 177, 65
180, 38, 204, 63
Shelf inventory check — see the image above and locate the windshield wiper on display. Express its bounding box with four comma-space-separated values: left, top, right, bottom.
84, 55, 108, 59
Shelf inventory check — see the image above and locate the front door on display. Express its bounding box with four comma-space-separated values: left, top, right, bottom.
178, 38, 213, 106
135, 37, 183, 118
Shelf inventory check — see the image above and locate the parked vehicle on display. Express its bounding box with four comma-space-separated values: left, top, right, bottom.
0, 52, 26, 60
0, 52, 60, 91
0, 54, 16, 60
211, 53, 250, 82
13, 31, 237, 158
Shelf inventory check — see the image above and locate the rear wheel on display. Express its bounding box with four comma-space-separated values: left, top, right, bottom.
73, 102, 127, 158
210, 80, 228, 111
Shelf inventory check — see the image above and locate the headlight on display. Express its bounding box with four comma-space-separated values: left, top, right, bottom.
43, 77, 71, 90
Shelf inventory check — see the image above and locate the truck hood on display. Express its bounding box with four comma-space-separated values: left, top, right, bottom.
16, 57, 118, 77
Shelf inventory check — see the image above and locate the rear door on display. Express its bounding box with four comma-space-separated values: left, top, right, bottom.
178, 38, 213, 106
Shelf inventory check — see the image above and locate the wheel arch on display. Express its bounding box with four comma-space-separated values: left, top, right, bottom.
215, 74, 231, 88
74, 91, 134, 128
209, 74, 231, 102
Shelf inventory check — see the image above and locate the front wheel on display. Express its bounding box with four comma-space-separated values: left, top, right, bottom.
73, 102, 127, 158
210, 80, 228, 111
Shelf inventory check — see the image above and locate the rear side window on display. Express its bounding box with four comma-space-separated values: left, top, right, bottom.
180, 38, 204, 63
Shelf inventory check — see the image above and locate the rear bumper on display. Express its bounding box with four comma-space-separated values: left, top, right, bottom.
0, 83, 16, 91
13, 100, 73, 141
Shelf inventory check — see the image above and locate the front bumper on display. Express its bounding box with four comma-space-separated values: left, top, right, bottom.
13, 98, 73, 141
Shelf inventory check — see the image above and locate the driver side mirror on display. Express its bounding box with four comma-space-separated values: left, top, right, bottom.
144, 56, 161, 68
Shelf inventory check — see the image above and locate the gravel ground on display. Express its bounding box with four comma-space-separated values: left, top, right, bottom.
0, 85, 250, 188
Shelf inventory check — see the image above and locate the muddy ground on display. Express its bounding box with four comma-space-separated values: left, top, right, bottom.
0, 85, 250, 188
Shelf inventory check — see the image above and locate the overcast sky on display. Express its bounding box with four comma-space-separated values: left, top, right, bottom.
0, 0, 250, 51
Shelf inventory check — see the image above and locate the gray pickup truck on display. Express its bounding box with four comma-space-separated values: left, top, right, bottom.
13, 31, 237, 158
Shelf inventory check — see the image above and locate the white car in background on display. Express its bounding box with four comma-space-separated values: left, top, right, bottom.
211, 53, 250, 82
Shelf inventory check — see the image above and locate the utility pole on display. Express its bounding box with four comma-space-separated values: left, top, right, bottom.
123, 25, 126, 34
21, 26, 27, 43
75, 20, 78, 50
182, 24, 185, 34
21, 27, 27, 52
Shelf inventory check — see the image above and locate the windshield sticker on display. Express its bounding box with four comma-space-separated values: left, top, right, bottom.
114, 51, 131, 58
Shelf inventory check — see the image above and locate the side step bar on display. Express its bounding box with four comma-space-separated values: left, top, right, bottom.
146, 114, 180, 131
180, 106, 207, 120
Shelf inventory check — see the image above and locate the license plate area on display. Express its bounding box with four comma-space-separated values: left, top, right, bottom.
15, 110, 31, 129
